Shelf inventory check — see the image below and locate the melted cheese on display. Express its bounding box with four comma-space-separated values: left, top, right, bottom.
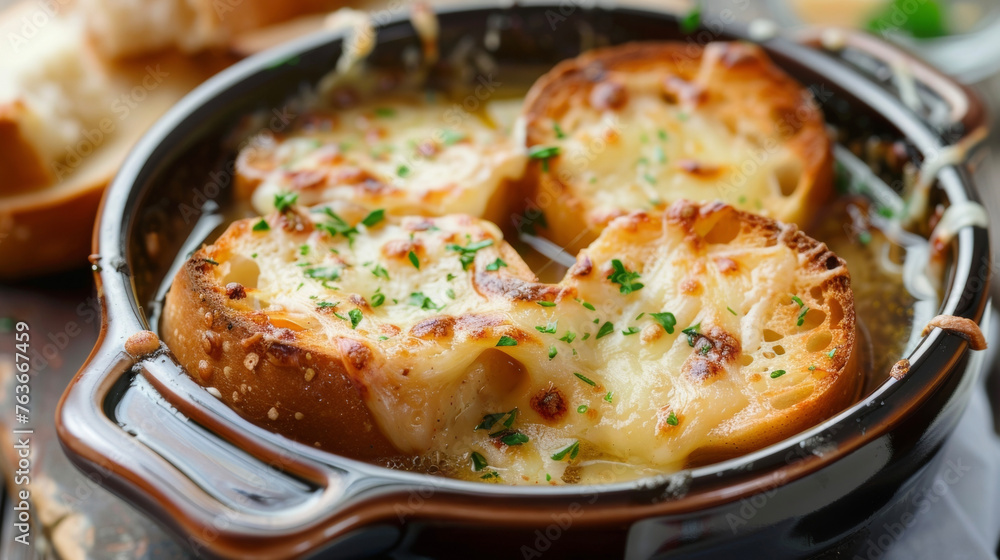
186, 201, 858, 485
237, 94, 526, 220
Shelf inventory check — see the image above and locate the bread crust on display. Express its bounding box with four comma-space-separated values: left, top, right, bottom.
522, 41, 833, 253
162, 201, 859, 482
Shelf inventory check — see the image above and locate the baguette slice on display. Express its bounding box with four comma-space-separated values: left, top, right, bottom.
163, 200, 858, 484
522, 41, 833, 253
235, 94, 527, 225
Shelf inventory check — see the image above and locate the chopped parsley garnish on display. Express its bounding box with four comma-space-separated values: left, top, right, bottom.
548, 346, 558, 360
496, 335, 518, 347
536, 322, 558, 334
828, 348, 837, 358
796, 306, 810, 327
537, 301, 557, 307
361, 209, 385, 228
348, 309, 362, 329
408, 250, 420, 269
372, 264, 389, 280
680, 3, 701, 33
635, 313, 645, 320
596, 321, 615, 339
440, 129, 466, 146
475, 409, 518, 431
408, 292, 443, 311
502, 432, 529, 446
374, 107, 396, 117
317, 301, 338, 309
650, 312, 677, 334
791, 295, 805, 308
481, 470, 500, 480
808, 365, 817, 371
658, 129, 668, 141
274, 191, 298, 212
699, 344, 711, 355
559, 331, 577, 344
574, 372, 596, 386
551, 441, 580, 461
317, 208, 358, 241
727, 306, 738, 316
644, 172, 657, 185
299, 244, 309, 256
371, 291, 385, 307
446, 288, 456, 299
581, 301, 596, 311
770, 370, 787, 379
546, 473, 552, 482
665, 411, 679, 426
577, 405, 588, 414
553, 121, 566, 139
446, 273, 457, 281
528, 145, 560, 172
582, 333, 591, 340
252, 219, 270, 232
446, 239, 494, 270
305, 266, 341, 281
682, 323, 701, 346
203, 258, 220, 266
486, 258, 508, 271
604, 391, 613, 404
622, 327, 640, 336
607, 260, 644, 294
471, 451, 488, 471
396, 165, 411, 178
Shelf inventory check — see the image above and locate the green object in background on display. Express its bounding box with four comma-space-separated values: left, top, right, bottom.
866, 0, 948, 39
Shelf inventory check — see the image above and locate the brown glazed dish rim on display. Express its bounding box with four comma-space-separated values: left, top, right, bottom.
55, 3, 991, 556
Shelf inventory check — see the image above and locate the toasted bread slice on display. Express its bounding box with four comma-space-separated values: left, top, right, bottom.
162, 200, 858, 484
0, 3, 234, 279
521, 41, 833, 253
234, 94, 527, 225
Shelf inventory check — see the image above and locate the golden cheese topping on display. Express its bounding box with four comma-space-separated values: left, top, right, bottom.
235, 94, 526, 221
522, 41, 833, 253
170, 200, 859, 485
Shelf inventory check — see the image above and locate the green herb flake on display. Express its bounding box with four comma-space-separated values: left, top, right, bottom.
607, 259, 644, 294
441, 129, 467, 146
446, 239, 494, 270
317, 301, 338, 309
528, 145, 561, 161
828, 348, 837, 359
791, 295, 805, 308
546, 473, 552, 482
471, 451, 488, 471
408, 292, 443, 311
203, 258, 220, 266
797, 306, 810, 327
361, 209, 385, 228
582, 333, 591, 340
808, 365, 817, 371
581, 301, 596, 311
372, 264, 389, 280
658, 129, 668, 141
537, 301, 557, 307
446, 273, 457, 281
502, 432, 529, 446
635, 312, 645, 320
299, 244, 310, 256
371, 292, 386, 307
650, 312, 677, 334
604, 391, 613, 404
480, 470, 500, 480
559, 331, 577, 344
397, 165, 411, 178
727, 306, 738, 316
574, 372, 596, 386
680, 3, 701, 33
273, 191, 299, 212
486, 258, 508, 271
496, 335, 518, 347
374, 107, 396, 117
446, 288, 456, 300
408, 250, 420, 269
770, 370, 787, 379
682, 323, 701, 346
596, 321, 615, 339
622, 327, 640, 336
252, 219, 270, 232
665, 411, 679, 426
536, 322, 558, 334
551, 441, 580, 461
577, 405, 588, 414
348, 309, 362, 329
553, 121, 566, 139
548, 346, 558, 360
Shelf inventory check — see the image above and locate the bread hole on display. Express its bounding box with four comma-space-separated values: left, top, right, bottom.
769, 381, 815, 410
738, 354, 754, 366
223, 256, 260, 289
800, 308, 826, 331
702, 216, 741, 245
825, 256, 841, 270
806, 331, 832, 352
773, 159, 802, 197
763, 329, 784, 342
810, 286, 823, 300
827, 298, 844, 326
772, 345, 785, 355
454, 349, 528, 416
